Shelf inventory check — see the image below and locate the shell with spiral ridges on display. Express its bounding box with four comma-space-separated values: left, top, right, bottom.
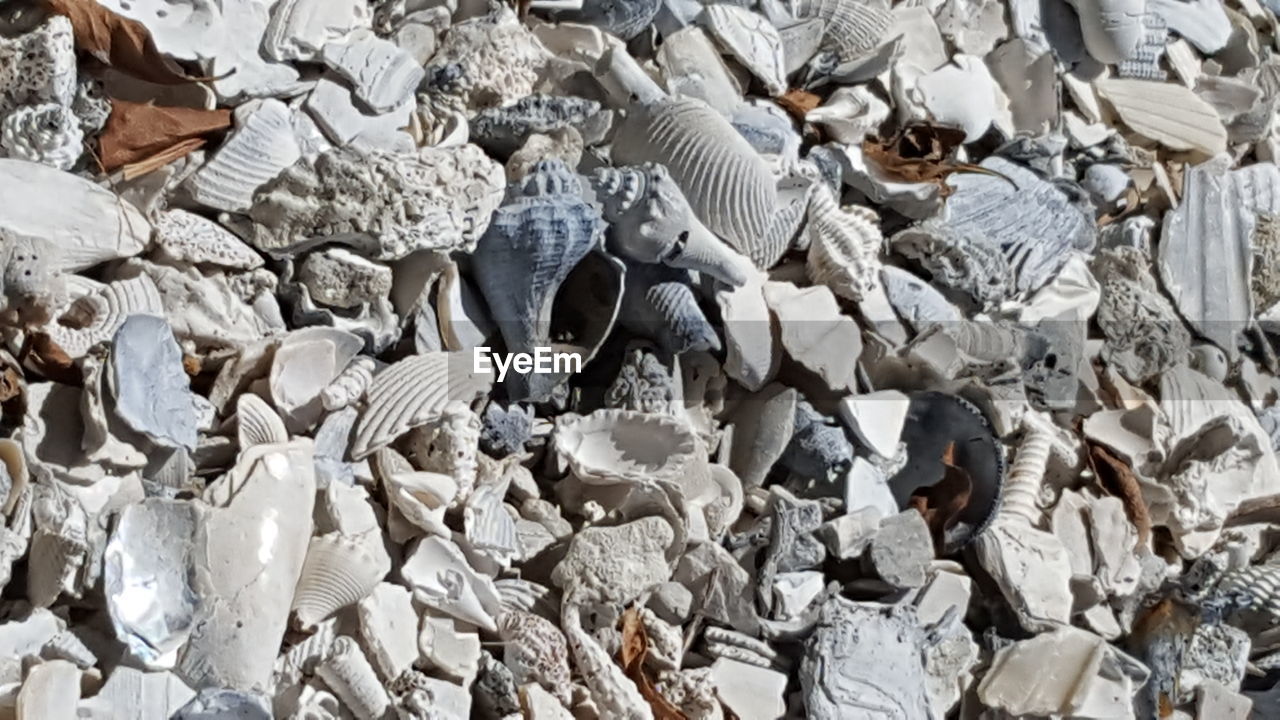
805, 184, 883, 302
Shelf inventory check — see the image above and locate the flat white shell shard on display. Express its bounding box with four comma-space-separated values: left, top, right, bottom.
304, 75, 415, 151
1160, 156, 1280, 356
879, 265, 962, 330
401, 535, 503, 631
1096, 79, 1228, 155
805, 184, 883, 302
463, 477, 519, 568
1148, 0, 1231, 54
910, 54, 1010, 141
188, 99, 303, 213
291, 531, 391, 630
264, 0, 372, 62
0, 160, 149, 272
762, 282, 861, 393
357, 583, 419, 682
1063, 0, 1147, 63
153, 210, 263, 270
351, 351, 494, 460
613, 97, 780, 267
110, 315, 201, 451
839, 390, 910, 458
321, 33, 425, 114
717, 271, 779, 391
248, 143, 504, 260
699, 5, 787, 96
269, 327, 363, 431
94, 0, 227, 61
655, 27, 744, 115
806, 86, 891, 144
554, 409, 701, 486
43, 274, 164, 359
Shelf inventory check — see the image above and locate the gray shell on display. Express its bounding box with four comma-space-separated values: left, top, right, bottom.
471, 94, 602, 156
793, 0, 894, 67
553, 0, 662, 40
472, 160, 604, 400
613, 97, 779, 267
779, 399, 854, 482
110, 315, 200, 451
479, 403, 535, 458
620, 261, 720, 354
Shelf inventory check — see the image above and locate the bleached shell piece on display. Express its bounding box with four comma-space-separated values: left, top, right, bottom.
554, 0, 660, 40
42, 274, 163, 360
316, 636, 390, 720
1064, 0, 1147, 63
561, 602, 652, 719
1096, 79, 1228, 155
263, 0, 371, 62
1094, 247, 1192, 382
351, 351, 492, 460
322, 34, 424, 114
154, 210, 263, 270
357, 583, 419, 682
555, 409, 703, 486
699, 6, 787, 96
655, 27, 743, 116
1148, 0, 1231, 54
763, 282, 861, 393
110, 314, 201, 451
304, 75, 414, 151
497, 611, 572, 705
912, 54, 1009, 141
269, 327, 364, 431
437, 261, 498, 352
249, 143, 504, 260
236, 394, 288, 449
794, 0, 895, 66
806, 86, 890, 144
463, 475, 518, 566
400, 535, 503, 631
717, 270, 778, 391
0, 159, 149, 272
613, 97, 779, 267
805, 184, 883, 302
292, 531, 392, 631
188, 99, 303, 213
321, 355, 376, 411
17, 658, 81, 719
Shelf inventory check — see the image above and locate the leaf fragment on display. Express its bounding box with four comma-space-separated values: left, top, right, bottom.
98, 99, 230, 172
1087, 441, 1152, 546
908, 441, 974, 553
619, 607, 689, 720
43, 0, 214, 85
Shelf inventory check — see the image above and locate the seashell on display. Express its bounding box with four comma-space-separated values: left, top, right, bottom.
351, 351, 492, 460
236, 394, 288, 449
762, 281, 861, 393
494, 577, 560, 621
407, 400, 482, 505
589, 164, 753, 287
315, 636, 390, 720
553, 0, 662, 40
16, 658, 82, 719
356, 583, 419, 682
320, 355, 376, 412
263, 0, 371, 62
27, 483, 89, 608
1065, 0, 1147, 63
0, 159, 149, 273
464, 475, 519, 568
878, 266, 962, 331
552, 517, 674, 607
275, 619, 338, 688
321, 32, 425, 114
0, 103, 83, 170
1093, 247, 1192, 383
270, 327, 364, 432
0, 17, 76, 116
561, 602, 652, 719
303, 74, 415, 152
1115, 12, 1168, 80
471, 94, 602, 157
436, 260, 497, 352
1095, 79, 1227, 155
805, 86, 890, 144
620, 261, 722, 355
248, 143, 505, 260
606, 348, 677, 416
613, 97, 780, 267
153, 210, 264, 270
380, 464, 456, 537
497, 610, 573, 706
555, 408, 702, 486
296, 248, 393, 311
805, 184, 883, 302
0, 438, 31, 518
471, 159, 604, 401
291, 531, 392, 631
698, 5, 787, 96
704, 627, 786, 670
400, 534, 503, 631
423, 8, 551, 111
187, 99, 303, 213
793, 0, 895, 68
109, 314, 202, 451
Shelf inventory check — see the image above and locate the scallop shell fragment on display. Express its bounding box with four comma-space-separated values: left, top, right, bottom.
292, 531, 392, 631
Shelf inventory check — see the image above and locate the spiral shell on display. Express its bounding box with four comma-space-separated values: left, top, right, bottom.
292, 532, 391, 630
805, 184, 883, 302
321, 355, 376, 411
42, 275, 164, 359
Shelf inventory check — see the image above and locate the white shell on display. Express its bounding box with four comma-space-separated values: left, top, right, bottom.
463, 476, 519, 569
187, 99, 303, 212
263, 0, 371, 62
16, 659, 82, 719
43, 275, 164, 360
291, 531, 392, 631
153, 210, 264, 270
236, 394, 288, 449
351, 352, 493, 460
400, 535, 503, 631
1096, 79, 1227, 155
762, 281, 861, 393
805, 184, 883, 302
269, 327, 364, 431
315, 636, 390, 720
806, 86, 890, 144
699, 6, 787, 96
614, 97, 779, 267
322, 32, 424, 114
554, 409, 702, 486
320, 355, 376, 411
794, 0, 895, 65
1, 103, 83, 171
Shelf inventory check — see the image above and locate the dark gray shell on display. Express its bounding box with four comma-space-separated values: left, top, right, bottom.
619, 261, 720, 354
471, 94, 602, 156
552, 0, 662, 40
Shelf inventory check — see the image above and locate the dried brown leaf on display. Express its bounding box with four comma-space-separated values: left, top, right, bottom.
43, 0, 215, 85
862, 124, 1016, 196
777, 89, 822, 119
619, 608, 688, 720
0, 367, 21, 404
1087, 441, 1152, 546
99, 100, 230, 171
26, 333, 81, 386
908, 441, 973, 553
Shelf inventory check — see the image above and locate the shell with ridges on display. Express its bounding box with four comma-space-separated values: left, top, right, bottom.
411, 401, 482, 505
561, 601, 652, 719
613, 97, 779, 268
794, 0, 895, 67
236, 393, 288, 449
698, 5, 787, 96
805, 184, 883, 302
620, 261, 721, 355
291, 531, 392, 631
42, 275, 163, 360
464, 474, 519, 567
320, 355, 376, 411
315, 636, 390, 720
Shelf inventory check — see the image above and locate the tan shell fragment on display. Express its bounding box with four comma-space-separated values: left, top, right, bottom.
292, 531, 392, 631
351, 352, 493, 460
1096, 79, 1227, 155
613, 97, 779, 267
805, 184, 883, 302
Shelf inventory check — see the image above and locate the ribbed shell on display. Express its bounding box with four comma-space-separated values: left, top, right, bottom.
351, 351, 492, 460
1216, 565, 1280, 621
187, 99, 301, 212
292, 532, 391, 630
699, 5, 787, 96
614, 98, 777, 266
561, 602, 651, 719
316, 636, 390, 720
471, 160, 602, 370
793, 0, 894, 64
464, 479, 519, 566
321, 355, 376, 411
236, 394, 288, 449
274, 621, 337, 687
44, 275, 164, 359
645, 280, 720, 353
806, 185, 883, 302
999, 421, 1052, 526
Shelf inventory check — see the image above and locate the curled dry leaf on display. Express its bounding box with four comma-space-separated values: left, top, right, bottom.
907, 441, 974, 553
862, 124, 1015, 196
1086, 441, 1152, 546
25, 333, 80, 386
619, 607, 688, 720
98, 100, 231, 172
43, 0, 215, 85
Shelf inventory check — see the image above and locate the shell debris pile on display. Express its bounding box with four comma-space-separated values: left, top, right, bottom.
4, 0, 1280, 717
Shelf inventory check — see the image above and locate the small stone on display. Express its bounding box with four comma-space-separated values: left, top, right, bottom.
838, 390, 910, 458
648, 582, 694, 625
1196, 680, 1252, 720
868, 511, 933, 589
816, 507, 881, 560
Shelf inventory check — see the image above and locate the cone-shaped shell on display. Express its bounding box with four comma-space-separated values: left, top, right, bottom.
291, 532, 391, 630
590, 163, 752, 286
613, 97, 778, 267
554, 408, 704, 486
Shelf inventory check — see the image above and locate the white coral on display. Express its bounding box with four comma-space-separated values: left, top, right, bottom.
1, 104, 83, 170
